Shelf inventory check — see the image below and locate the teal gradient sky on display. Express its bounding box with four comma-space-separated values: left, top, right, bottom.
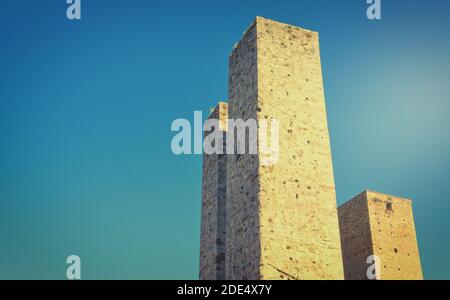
0, 0, 449, 279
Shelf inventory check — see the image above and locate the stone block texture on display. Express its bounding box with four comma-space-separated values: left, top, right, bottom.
199, 103, 228, 280
225, 17, 344, 280
338, 191, 423, 280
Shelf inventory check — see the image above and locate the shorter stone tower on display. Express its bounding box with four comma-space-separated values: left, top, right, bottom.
338, 191, 423, 280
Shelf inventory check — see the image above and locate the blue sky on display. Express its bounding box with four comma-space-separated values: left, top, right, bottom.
0, 0, 449, 279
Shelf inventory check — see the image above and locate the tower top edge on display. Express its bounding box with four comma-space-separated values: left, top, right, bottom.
229, 16, 318, 57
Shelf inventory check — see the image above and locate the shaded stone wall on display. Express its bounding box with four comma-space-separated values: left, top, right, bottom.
199, 103, 228, 280
226, 20, 261, 280
338, 192, 374, 280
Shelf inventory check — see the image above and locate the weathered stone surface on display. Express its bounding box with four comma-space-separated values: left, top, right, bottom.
199, 103, 228, 280
338, 191, 423, 280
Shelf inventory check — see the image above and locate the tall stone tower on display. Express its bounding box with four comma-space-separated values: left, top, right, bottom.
338, 191, 423, 280
199, 103, 228, 280
225, 17, 344, 280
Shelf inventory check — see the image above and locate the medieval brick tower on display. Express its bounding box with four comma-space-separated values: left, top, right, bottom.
338, 191, 423, 280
